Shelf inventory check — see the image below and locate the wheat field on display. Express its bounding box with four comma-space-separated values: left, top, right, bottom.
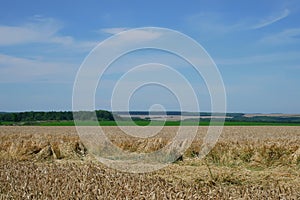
0, 126, 299, 199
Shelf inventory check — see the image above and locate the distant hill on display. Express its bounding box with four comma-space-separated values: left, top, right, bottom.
114, 111, 244, 117
114, 111, 300, 123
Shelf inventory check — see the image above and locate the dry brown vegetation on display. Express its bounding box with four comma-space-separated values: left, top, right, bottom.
0, 126, 300, 199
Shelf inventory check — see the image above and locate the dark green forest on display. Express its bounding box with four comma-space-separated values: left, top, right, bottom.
0, 110, 114, 122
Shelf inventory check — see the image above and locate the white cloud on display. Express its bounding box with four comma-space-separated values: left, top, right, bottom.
101, 28, 163, 43
217, 51, 300, 66
186, 12, 240, 34
259, 28, 300, 45
186, 9, 291, 34
100, 27, 129, 34
0, 16, 97, 51
251, 9, 290, 29
0, 17, 64, 46
96, 29, 163, 52
0, 54, 76, 83
118, 29, 163, 42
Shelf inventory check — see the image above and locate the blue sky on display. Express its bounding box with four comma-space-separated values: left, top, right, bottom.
0, 0, 300, 113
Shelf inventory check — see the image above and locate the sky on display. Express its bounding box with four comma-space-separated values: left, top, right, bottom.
0, 0, 300, 113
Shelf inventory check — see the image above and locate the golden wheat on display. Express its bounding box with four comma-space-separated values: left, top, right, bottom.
0, 126, 299, 199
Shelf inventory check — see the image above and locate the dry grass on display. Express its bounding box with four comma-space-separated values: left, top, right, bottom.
0, 126, 300, 199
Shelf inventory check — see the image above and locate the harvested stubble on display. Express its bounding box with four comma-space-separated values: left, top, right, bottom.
0, 126, 300, 199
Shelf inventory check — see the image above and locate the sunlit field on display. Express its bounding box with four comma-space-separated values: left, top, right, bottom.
0, 126, 299, 199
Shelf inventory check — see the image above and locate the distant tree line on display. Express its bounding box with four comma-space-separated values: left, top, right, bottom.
0, 110, 114, 122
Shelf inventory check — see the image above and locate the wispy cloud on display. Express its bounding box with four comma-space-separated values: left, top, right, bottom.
100, 27, 129, 34
96, 28, 163, 52
117, 29, 162, 42
185, 12, 240, 34
0, 16, 97, 51
99, 28, 162, 42
0, 16, 68, 46
185, 9, 291, 35
0, 54, 76, 83
217, 51, 300, 66
259, 28, 300, 45
251, 9, 290, 29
